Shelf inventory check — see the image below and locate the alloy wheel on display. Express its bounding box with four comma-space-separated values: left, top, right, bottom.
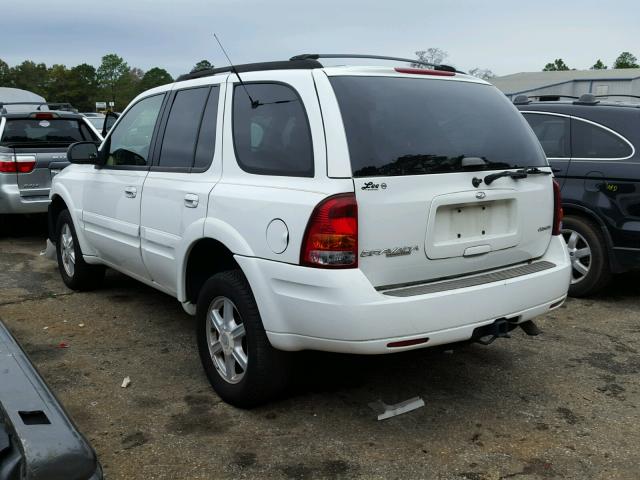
562, 228, 591, 284
60, 223, 76, 277
206, 296, 248, 384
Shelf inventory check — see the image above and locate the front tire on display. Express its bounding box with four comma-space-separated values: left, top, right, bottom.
55, 210, 105, 291
561, 215, 611, 297
196, 270, 291, 408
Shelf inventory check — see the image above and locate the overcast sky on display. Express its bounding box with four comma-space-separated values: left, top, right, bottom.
3, 0, 639, 77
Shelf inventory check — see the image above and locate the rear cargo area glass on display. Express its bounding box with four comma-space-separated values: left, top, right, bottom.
0, 119, 96, 145
329, 76, 546, 177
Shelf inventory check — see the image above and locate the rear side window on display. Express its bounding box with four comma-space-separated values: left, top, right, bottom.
232, 83, 313, 177
0, 119, 98, 146
159, 87, 210, 168
193, 87, 220, 170
330, 76, 546, 177
523, 113, 570, 158
571, 118, 633, 159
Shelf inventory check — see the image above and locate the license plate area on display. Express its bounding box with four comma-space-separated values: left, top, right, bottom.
425, 191, 520, 259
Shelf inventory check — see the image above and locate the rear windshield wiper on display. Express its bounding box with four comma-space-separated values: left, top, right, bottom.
483, 167, 551, 186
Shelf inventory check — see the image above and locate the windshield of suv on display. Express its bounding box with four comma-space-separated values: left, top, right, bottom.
329, 76, 547, 177
0, 118, 98, 146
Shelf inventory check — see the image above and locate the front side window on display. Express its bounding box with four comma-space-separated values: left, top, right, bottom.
523, 113, 570, 158
232, 83, 313, 177
106, 94, 164, 167
571, 118, 633, 159
330, 76, 546, 177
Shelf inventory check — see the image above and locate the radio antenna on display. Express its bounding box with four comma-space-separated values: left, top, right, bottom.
213, 33, 259, 108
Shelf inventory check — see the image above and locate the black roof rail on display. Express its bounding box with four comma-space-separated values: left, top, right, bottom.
527, 94, 579, 101
176, 59, 322, 82
175, 54, 465, 83
290, 53, 461, 73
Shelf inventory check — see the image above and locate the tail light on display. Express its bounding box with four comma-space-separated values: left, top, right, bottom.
0, 154, 36, 174
552, 179, 563, 235
301, 193, 358, 268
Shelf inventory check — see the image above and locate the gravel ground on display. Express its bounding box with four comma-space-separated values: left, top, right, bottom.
1, 218, 639, 480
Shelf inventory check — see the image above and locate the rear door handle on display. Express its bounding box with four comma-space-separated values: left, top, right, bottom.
184, 193, 199, 208
124, 186, 137, 198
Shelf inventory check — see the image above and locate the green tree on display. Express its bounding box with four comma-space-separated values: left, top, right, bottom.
191, 60, 214, 73
590, 59, 607, 70
613, 51, 639, 69
67, 63, 98, 111
8, 60, 49, 95
139, 67, 173, 92
96, 54, 129, 108
0, 58, 10, 86
543, 59, 570, 71
46, 64, 71, 102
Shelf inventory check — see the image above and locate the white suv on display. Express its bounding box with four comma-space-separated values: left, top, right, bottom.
49, 55, 571, 407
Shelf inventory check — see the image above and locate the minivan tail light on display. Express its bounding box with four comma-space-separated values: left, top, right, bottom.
552, 179, 563, 235
301, 193, 358, 268
16, 155, 37, 173
394, 67, 456, 77
0, 154, 36, 173
0, 153, 17, 173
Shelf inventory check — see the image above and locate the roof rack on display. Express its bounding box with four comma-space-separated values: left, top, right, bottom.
289, 53, 461, 73
0, 101, 78, 114
176, 53, 462, 83
176, 59, 322, 82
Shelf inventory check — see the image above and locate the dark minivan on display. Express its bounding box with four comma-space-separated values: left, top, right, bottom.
516, 94, 640, 296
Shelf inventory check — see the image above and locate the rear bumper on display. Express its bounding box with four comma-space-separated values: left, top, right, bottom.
0, 320, 102, 479
0, 182, 50, 214
235, 236, 571, 354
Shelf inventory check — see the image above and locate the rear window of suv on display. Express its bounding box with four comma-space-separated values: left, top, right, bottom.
0, 118, 98, 146
329, 76, 546, 177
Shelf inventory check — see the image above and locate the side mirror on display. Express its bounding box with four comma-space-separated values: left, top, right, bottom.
67, 142, 99, 164
102, 111, 120, 137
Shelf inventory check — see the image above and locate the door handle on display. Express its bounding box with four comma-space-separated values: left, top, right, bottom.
124, 186, 137, 198
184, 193, 199, 208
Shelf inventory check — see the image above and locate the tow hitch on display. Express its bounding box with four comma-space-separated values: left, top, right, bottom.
472, 318, 512, 345
472, 319, 542, 345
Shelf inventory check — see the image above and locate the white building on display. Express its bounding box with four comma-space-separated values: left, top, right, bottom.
491, 68, 640, 101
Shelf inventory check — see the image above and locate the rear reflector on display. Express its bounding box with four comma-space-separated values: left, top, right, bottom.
552, 179, 563, 235
387, 337, 430, 348
300, 193, 358, 268
394, 67, 455, 77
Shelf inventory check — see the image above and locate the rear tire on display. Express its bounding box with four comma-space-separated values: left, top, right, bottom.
196, 269, 291, 408
55, 209, 105, 291
561, 215, 611, 297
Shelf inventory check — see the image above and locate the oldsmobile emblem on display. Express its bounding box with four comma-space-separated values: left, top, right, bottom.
361, 245, 419, 258
475, 191, 486, 199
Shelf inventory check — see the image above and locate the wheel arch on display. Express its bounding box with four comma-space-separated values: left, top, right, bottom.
48, 190, 97, 257
180, 237, 243, 305
562, 202, 617, 270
